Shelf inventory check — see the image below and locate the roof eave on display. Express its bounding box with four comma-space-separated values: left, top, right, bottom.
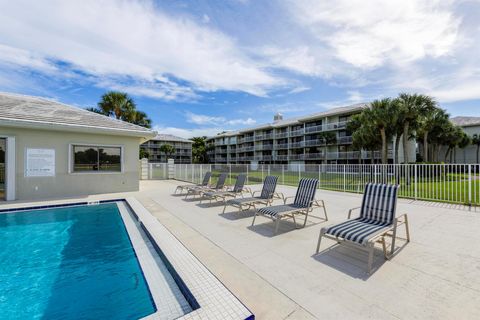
0, 118, 157, 139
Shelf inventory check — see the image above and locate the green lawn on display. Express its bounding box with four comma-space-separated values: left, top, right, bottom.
208, 170, 480, 206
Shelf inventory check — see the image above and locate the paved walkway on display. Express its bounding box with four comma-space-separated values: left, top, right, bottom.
138, 180, 480, 320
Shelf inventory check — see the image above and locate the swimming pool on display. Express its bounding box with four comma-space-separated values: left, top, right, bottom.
0, 202, 189, 320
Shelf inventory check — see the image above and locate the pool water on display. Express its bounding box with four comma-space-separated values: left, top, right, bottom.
0, 203, 156, 320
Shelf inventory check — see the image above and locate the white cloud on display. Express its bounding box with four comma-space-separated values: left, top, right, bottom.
288, 0, 460, 69
0, 0, 282, 98
185, 111, 255, 126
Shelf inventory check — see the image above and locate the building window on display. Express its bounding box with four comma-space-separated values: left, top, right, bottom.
72, 145, 122, 173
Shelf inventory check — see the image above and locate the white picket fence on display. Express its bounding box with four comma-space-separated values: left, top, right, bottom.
142, 162, 480, 207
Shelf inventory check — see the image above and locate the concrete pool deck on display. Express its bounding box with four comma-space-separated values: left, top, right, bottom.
2, 180, 480, 319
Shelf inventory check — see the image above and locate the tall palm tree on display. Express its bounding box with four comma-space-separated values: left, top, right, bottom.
349, 112, 382, 164
365, 98, 397, 164
473, 134, 480, 163
97, 91, 136, 120
417, 107, 448, 162
126, 110, 152, 128
396, 93, 436, 163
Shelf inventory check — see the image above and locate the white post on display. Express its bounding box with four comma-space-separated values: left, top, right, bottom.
343, 165, 346, 192
246, 164, 249, 184
318, 164, 321, 189
167, 158, 175, 179
414, 164, 418, 200
468, 164, 472, 206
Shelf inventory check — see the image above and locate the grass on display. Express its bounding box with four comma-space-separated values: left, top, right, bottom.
206, 170, 480, 206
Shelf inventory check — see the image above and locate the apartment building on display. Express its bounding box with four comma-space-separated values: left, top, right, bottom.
445, 116, 480, 163
141, 134, 192, 164
207, 103, 416, 164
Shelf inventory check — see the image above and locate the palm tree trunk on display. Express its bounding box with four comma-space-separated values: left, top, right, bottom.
477, 145, 479, 164
423, 132, 428, 162
445, 147, 450, 162
380, 128, 387, 164
403, 122, 410, 163
394, 134, 401, 164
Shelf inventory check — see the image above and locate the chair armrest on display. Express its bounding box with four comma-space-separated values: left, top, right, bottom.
252, 190, 260, 197
274, 192, 285, 201
348, 206, 361, 219
283, 196, 295, 204
243, 186, 253, 196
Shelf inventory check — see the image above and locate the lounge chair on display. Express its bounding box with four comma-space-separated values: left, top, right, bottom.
200, 174, 249, 204
185, 173, 227, 199
174, 171, 211, 194
223, 176, 279, 213
252, 178, 323, 234
315, 183, 410, 274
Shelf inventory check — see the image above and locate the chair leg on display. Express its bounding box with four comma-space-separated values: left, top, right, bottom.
367, 243, 375, 274
322, 200, 328, 221
404, 214, 411, 242
316, 229, 325, 253
274, 217, 281, 235
251, 211, 258, 226
222, 204, 227, 214
302, 210, 309, 228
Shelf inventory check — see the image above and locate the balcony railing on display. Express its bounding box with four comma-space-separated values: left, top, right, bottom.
324, 121, 348, 131
305, 125, 323, 133
304, 152, 324, 159
304, 139, 325, 146
290, 141, 305, 148
255, 133, 273, 141
275, 132, 289, 139
289, 129, 305, 137
275, 155, 288, 161
288, 154, 304, 160
274, 143, 289, 149
255, 144, 273, 151
338, 136, 353, 144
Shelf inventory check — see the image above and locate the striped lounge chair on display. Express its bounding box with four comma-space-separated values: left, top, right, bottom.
200, 174, 249, 204
185, 173, 227, 199
315, 183, 410, 274
223, 176, 279, 213
252, 178, 321, 234
174, 171, 211, 194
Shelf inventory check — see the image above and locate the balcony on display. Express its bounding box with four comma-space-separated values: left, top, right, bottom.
326, 151, 360, 160
290, 141, 305, 148
275, 155, 288, 161
304, 152, 324, 159
304, 139, 325, 147
244, 136, 255, 142
338, 136, 353, 144
255, 133, 273, 141
305, 125, 323, 133
288, 154, 304, 160
255, 144, 273, 151
254, 155, 273, 161
289, 129, 305, 137
275, 132, 289, 139
274, 143, 289, 150
324, 121, 348, 131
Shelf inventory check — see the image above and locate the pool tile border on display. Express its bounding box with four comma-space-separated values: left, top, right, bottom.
125, 197, 254, 320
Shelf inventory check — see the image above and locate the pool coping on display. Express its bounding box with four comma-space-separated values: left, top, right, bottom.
0, 197, 254, 320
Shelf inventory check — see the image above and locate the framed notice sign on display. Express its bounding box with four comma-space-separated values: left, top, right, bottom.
25, 148, 55, 177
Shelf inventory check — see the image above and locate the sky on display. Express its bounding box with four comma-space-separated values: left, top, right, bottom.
0, 0, 479, 138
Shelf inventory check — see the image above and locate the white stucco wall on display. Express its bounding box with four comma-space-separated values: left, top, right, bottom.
0, 126, 143, 200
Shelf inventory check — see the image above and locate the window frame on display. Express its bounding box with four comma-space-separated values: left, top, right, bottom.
69, 143, 124, 174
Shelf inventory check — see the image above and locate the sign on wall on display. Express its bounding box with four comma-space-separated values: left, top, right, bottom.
25, 148, 55, 177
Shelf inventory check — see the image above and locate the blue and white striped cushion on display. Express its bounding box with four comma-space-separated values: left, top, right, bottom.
260, 176, 278, 199
233, 174, 246, 193
258, 204, 306, 217
293, 178, 318, 208
360, 183, 399, 225
324, 218, 390, 245
201, 172, 212, 186
215, 173, 227, 190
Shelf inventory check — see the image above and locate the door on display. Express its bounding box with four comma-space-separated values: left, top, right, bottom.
0, 138, 5, 200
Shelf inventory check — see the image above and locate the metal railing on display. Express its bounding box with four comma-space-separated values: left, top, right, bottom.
142, 162, 480, 207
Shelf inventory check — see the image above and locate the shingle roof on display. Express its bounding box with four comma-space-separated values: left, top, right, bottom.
0, 92, 156, 138
451, 116, 480, 127
151, 134, 192, 143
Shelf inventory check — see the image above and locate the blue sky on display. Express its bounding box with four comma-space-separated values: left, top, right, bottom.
0, 0, 479, 138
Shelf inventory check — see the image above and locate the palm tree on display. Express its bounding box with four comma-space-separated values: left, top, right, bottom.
396, 93, 436, 163
349, 112, 382, 164
87, 91, 152, 128
97, 91, 136, 120
472, 134, 480, 163
159, 144, 176, 160
363, 98, 397, 164
417, 107, 448, 162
